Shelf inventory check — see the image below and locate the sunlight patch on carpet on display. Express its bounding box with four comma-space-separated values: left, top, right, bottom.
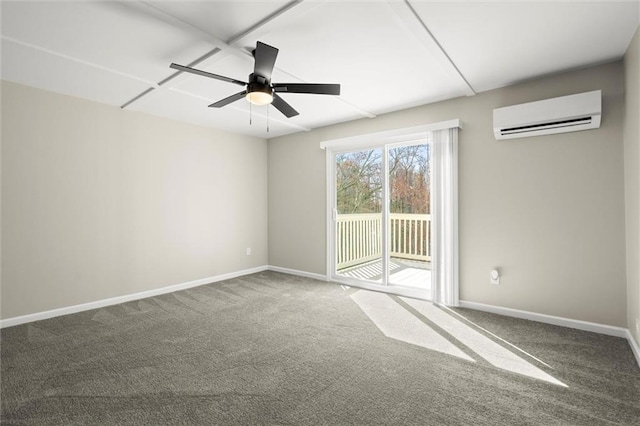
351, 290, 566, 387
402, 297, 566, 387
350, 291, 474, 362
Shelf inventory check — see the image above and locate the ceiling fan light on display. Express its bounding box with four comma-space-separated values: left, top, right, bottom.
246, 91, 273, 106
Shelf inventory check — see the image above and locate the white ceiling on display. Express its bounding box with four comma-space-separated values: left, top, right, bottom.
2, 1, 639, 139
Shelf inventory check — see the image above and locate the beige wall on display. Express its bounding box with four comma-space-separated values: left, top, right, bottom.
1, 81, 268, 319
269, 61, 627, 327
2, 57, 632, 330
624, 27, 640, 343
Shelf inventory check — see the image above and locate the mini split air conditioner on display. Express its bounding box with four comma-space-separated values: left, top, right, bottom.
493, 90, 601, 140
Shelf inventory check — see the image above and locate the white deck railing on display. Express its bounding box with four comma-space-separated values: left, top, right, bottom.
336, 213, 431, 269
389, 213, 431, 262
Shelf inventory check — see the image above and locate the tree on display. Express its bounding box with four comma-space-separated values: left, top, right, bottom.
336, 149, 382, 214
389, 144, 430, 214
336, 144, 430, 214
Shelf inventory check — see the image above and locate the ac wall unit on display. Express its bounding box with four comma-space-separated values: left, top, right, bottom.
493, 90, 601, 140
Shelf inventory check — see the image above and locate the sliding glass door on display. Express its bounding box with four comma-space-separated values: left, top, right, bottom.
387, 143, 431, 291
332, 142, 432, 299
324, 120, 459, 305
335, 148, 384, 283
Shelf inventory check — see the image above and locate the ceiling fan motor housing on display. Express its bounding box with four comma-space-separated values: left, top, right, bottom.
247, 73, 272, 96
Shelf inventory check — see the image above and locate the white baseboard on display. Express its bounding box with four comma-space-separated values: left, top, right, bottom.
458, 300, 628, 338
0, 265, 269, 329
626, 329, 640, 368
267, 265, 327, 282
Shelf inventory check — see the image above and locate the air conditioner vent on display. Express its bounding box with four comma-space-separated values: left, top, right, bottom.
500, 116, 593, 136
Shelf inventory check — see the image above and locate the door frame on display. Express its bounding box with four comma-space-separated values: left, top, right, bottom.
322, 121, 459, 300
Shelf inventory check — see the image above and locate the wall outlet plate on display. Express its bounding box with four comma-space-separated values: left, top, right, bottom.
246, 248, 251, 256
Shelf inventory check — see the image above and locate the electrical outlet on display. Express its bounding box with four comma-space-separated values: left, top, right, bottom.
636, 318, 640, 334
246, 247, 251, 256
490, 269, 500, 285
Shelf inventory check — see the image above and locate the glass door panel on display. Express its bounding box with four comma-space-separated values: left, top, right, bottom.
335, 149, 383, 283
388, 144, 432, 296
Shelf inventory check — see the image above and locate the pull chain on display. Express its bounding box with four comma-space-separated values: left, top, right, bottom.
247, 102, 270, 132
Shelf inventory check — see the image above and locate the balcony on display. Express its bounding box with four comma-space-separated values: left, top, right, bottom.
336, 213, 432, 292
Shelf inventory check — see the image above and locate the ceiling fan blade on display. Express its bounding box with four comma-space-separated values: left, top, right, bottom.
170, 63, 246, 86
253, 42, 279, 81
271, 94, 299, 118
273, 83, 341, 96
208, 91, 246, 108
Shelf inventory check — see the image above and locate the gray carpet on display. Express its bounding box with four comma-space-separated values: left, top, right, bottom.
1, 271, 639, 425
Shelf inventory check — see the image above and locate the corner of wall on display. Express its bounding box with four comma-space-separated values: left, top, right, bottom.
623, 25, 640, 347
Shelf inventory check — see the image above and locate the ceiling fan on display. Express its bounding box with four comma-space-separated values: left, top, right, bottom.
170, 41, 341, 118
